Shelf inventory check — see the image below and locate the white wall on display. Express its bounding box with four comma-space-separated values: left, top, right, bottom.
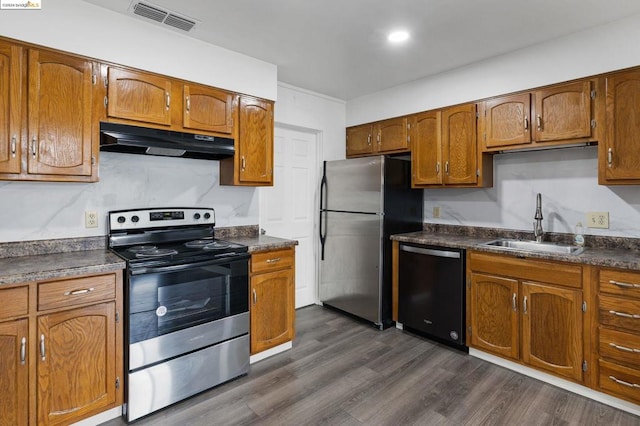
344, 13, 640, 238
0, 0, 277, 100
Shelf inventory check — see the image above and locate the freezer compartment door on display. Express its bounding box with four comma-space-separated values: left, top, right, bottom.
323, 157, 383, 214
319, 211, 383, 324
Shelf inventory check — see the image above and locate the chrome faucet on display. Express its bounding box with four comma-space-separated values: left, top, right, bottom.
533, 193, 544, 243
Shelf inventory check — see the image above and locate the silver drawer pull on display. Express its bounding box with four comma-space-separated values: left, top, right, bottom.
266, 258, 281, 264
64, 287, 95, 296
608, 375, 640, 389
609, 280, 640, 289
609, 342, 640, 353
608, 310, 640, 319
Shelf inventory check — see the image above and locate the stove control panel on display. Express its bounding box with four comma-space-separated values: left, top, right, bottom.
109, 208, 215, 230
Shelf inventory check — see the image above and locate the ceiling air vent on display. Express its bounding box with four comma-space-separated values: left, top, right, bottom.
130, 2, 197, 32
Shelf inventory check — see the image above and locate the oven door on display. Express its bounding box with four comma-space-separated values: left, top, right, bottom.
127, 254, 249, 346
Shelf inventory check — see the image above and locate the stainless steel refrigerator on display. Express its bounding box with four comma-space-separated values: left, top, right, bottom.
319, 156, 423, 329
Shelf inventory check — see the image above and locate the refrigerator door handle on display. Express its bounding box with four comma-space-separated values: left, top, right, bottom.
319, 162, 328, 260
319, 210, 327, 260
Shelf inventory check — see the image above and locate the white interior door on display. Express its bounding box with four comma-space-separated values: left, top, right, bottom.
260, 125, 319, 308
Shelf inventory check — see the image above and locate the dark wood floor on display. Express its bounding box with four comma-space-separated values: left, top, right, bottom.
103, 306, 640, 426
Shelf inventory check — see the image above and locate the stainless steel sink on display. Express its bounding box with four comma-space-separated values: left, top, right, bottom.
482, 239, 584, 255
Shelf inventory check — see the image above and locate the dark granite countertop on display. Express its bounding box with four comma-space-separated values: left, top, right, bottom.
0, 249, 126, 285
392, 229, 640, 271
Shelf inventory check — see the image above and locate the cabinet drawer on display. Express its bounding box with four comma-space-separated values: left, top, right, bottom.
251, 248, 294, 274
599, 327, 640, 369
598, 359, 640, 404
469, 252, 582, 288
599, 294, 640, 333
0, 286, 29, 320
38, 273, 116, 311
600, 268, 640, 299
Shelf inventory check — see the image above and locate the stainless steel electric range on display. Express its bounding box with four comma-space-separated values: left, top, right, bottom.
108, 207, 250, 422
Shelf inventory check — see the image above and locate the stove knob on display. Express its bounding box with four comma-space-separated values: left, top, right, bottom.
131, 215, 140, 223
117, 216, 126, 224
204, 212, 211, 220
194, 213, 201, 220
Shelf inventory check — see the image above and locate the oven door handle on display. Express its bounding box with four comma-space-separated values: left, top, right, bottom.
131, 254, 250, 275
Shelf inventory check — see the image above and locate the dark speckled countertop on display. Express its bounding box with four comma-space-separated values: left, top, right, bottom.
0, 226, 297, 286
392, 225, 640, 271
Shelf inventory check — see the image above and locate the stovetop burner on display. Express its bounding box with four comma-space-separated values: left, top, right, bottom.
134, 248, 179, 258
184, 239, 214, 248
203, 241, 231, 250
127, 245, 158, 253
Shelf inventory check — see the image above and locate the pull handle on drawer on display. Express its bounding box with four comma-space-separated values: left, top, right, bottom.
609, 279, 640, 289
608, 310, 640, 319
609, 375, 640, 389
609, 342, 640, 353
64, 287, 95, 296
266, 257, 281, 264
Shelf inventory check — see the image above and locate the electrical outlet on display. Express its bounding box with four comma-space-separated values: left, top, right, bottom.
433, 206, 441, 218
85, 211, 98, 228
586, 211, 609, 229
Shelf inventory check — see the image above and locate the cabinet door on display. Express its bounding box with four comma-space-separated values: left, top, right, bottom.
483, 93, 531, 148
183, 84, 236, 134
28, 49, 94, 177
238, 96, 273, 185
533, 81, 592, 142
470, 273, 519, 360
376, 117, 408, 153
346, 124, 373, 157
0, 41, 22, 174
107, 67, 172, 126
521, 281, 583, 382
250, 269, 294, 354
603, 70, 640, 181
410, 110, 442, 186
442, 103, 477, 185
0, 319, 28, 426
37, 302, 116, 425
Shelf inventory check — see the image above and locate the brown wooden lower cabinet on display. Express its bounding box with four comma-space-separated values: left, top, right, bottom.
468, 251, 586, 383
250, 247, 295, 354
0, 270, 123, 425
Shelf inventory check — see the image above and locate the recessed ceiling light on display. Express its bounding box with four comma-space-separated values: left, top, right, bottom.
388, 30, 409, 43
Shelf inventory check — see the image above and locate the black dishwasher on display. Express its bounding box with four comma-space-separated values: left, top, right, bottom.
398, 243, 467, 351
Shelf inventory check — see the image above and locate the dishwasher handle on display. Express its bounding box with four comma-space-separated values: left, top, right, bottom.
400, 244, 461, 259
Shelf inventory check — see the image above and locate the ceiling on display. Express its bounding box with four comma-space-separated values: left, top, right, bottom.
83, 0, 640, 100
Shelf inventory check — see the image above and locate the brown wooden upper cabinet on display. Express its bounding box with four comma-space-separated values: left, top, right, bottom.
411, 103, 491, 188
346, 116, 409, 157
480, 80, 598, 151
106, 67, 173, 126
600, 69, 640, 184
182, 84, 236, 135
220, 96, 274, 186
0, 38, 99, 182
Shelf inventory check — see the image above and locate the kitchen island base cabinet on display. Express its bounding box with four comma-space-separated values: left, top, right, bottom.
468, 252, 586, 383
250, 247, 295, 355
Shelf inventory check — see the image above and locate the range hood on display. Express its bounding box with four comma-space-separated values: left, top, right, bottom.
99, 122, 235, 160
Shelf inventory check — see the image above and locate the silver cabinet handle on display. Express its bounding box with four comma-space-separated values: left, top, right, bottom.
609, 342, 640, 353
607, 148, 613, 168
40, 334, 46, 361
252, 289, 257, 305
165, 92, 171, 110
241, 156, 246, 171
444, 161, 449, 175
610, 280, 640, 289
512, 293, 517, 312
63, 287, 95, 296
266, 257, 281, 264
536, 114, 542, 131
20, 337, 26, 365
524, 116, 529, 131
11, 135, 17, 157
608, 376, 640, 389
31, 137, 37, 158
185, 96, 190, 112
608, 310, 640, 319
435, 162, 440, 175
523, 296, 528, 315
377, 133, 381, 145
367, 134, 371, 146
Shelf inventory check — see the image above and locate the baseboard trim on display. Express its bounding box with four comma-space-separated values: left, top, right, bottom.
469, 348, 640, 417
70, 406, 122, 425
250, 341, 293, 364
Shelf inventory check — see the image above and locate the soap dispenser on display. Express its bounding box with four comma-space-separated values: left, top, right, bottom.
574, 222, 585, 247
